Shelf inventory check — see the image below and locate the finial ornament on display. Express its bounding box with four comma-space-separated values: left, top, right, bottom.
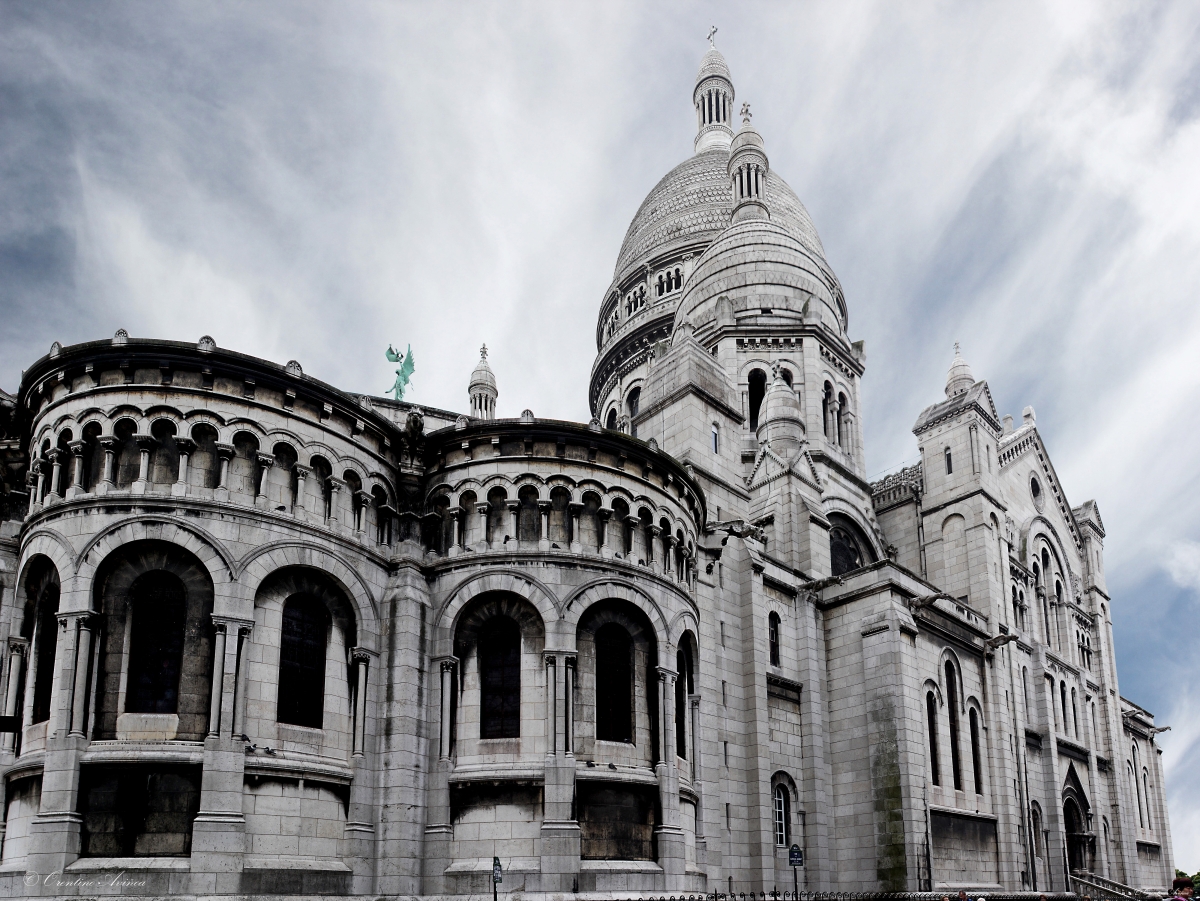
707, 25, 718, 48
954, 341, 961, 355
480, 343, 488, 360
740, 102, 752, 125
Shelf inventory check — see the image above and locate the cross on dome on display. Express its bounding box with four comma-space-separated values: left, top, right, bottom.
480, 343, 488, 360
707, 25, 718, 48
740, 102, 752, 125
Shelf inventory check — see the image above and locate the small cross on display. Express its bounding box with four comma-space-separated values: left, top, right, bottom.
740, 102, 752, 125
954, 341, 960, 355
480, 343, 488, 360
707, 25, 718, 48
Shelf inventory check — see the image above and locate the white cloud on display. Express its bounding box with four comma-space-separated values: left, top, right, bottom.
1166, 541, 1200, 595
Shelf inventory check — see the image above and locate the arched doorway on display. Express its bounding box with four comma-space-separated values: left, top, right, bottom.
1064, 797, 1087, 874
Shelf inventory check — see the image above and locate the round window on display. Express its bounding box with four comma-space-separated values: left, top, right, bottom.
1030, 476, 1045, 512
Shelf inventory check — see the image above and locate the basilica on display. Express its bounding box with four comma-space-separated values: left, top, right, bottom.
0, 44, 1174, 898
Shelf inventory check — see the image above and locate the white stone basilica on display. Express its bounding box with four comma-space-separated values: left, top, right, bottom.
0, 43, 1174, 899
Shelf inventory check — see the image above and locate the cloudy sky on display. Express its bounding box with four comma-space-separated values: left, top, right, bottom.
2, 0, 1198, 869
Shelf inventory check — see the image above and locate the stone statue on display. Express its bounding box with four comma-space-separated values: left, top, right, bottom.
386, 344, 415, 400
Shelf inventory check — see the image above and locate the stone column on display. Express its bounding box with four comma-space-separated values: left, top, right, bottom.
563, 655, 576, 755
648, 525, 660, 569
830, 397, 842, 449
44, 449, 63, 502
354, 490, 373, 537
292, 463, 311, 520
598, 508, 613, 558
664, 534, 677, 579
476, 502, 490, 551
173, 437, 195, 497
328, 477, 346, 531
506, 500, 519, 545
655, 666, 685, 886
97, 437, 117, 494
569, 503, 583, 553
68, 613, 97, 737
207, 622, 227, 738
2, 639, 28, 751
254, 451, 275, 509
545, 653, 557, 756
31, 458, 45, 508
215, 443, 235, 501
447, 506, 463, 556
351, 649, 370, 757
539, 501, 552, 552
230, 623, 253, 740
439, 658, 457, 759
66, 440, 85, 498
625, 514, 639, 559
132, 434, 155, 494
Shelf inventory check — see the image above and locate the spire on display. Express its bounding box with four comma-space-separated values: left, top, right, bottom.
728, 102, 769, 222
945, 342, 975, 397
469, 344, 498, 420
694, 31, 735, 154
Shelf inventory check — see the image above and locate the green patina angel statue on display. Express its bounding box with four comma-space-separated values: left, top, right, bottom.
386, 344, 415, 400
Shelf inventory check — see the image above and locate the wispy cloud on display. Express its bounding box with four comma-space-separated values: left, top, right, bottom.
2, 0, 1199, 867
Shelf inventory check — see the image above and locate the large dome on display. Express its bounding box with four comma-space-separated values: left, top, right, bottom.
612, 148, 827, 285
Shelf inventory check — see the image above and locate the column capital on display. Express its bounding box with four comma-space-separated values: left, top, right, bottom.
437, 655, 459, 674
212, 614, 254, 632
293, 462, 312, 478
597, 507, 612, 521
174, 436, 196, 455
563, 654, 577, 669
255, 451, 276, 468
215, 442, 236, 460
350, 646, 378, 665
134, 434, 157, 451
98, 436, 119, 451
57, 610, 98, 629
354, 489, 374, 504
67, 440, 86, 456
8, 636, 30, 655
543, 652, 557, 666
45, 448, 63, 463
537, 500, 553, 513
656, 665, 678, 683
328, 477, 346, 492
475, 502, 490, 514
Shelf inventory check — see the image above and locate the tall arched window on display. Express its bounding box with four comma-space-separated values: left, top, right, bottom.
1060, 683, 1069, 736
1071, 687, 1079, 737
969, 707, 983, 795
946, 661, 963, 791
277, 594, 330, 728
606, 409, 618, 430
1143, 770, 1153, 830
768, 612, 781, 666
926, 691, 940, 786
626, 388, 641, 439
944, 447, 953, 474
828, 515, 875, 577
748, 369, 767, 431
125, 572, 187, 714
675, 646, 691, 760
773, 784, 790, 846
479, 617, 521, 739
595, 623, 633, 742
30, 578, 61, 724
821, 382, 833, 438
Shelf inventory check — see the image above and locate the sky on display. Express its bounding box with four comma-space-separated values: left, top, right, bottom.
2, 0, 1198, 871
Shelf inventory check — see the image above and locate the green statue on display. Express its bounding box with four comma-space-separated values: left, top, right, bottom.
386, 344, 415, 400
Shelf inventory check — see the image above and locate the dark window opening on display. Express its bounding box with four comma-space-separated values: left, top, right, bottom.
945, 447, 953, 474
277, 593, 330, 728
675, 647, 688, 759
606, 409, 618, 430
626, 388, 641, 439
79, 764, 201, 857
125, 572, 187, 714
946, 661, 963, 791
829, 516, 875, 577
596, 623, 633, 742
31, 583, 60, 724
969, 707, 983, 795
927, 691, 940, 786
480, 617, 521, 739
748, 369, 767, 431
768, 612, 781, 666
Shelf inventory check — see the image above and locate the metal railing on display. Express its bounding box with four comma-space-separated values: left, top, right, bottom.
1069, 872, 1158, 901
623, 892, 1080, 901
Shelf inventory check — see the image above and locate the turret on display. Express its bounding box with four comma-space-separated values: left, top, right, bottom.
468, 344, 497, 420
694, 33, 735, 153
728, 104, 769, 223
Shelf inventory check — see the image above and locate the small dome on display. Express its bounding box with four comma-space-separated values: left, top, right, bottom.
730, 123, 764, 154
757, 368, 805, 454
469, 344, 497, 393
945, 344, 975, 397
695, 48, 731, 87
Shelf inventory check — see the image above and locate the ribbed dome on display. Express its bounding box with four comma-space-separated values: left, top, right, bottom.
757, 367, 806, 453
695, 48, 731, 85
612, 149, 826, 285
674, 216, 845, 336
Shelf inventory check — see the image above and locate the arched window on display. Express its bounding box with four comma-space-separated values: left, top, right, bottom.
1143, 769, 1153, 830
657, 274, 665, 296
125, 572, 187, 714
944, 447, 953, 474
773, 784, 790, 846
1071, 687, 1079, 738
675, 646, 691, 759
277, 594, 330, 728
30, 578, 60, 724
479, 617, 521, 739
828, 515, 875, 577
606, 408, 618, 430
1060, 682, 1069, 735
748, 369, 767, 431
946, 661, 963, 791
768, 612, 781, 666
1021, 667, 1030, 716
821, 382, 833, 438
595, 623, 633, 742
626, 388, 641, 439
969, 707, 983, 795
837, 392, 848, 448
926, 691, 940, 786
711, 423, 719, 453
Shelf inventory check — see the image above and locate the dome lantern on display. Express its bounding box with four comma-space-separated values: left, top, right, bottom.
693, 32, 735, 154
728, 103, 769, 223
945, 343, 975, 397
469, 344, 498, 420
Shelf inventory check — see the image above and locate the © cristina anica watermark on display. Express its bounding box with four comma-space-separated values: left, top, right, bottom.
24, 870, 149, 888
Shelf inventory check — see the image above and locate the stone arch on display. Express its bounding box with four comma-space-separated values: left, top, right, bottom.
561, 578, 671, 647
19, 528, 79, 580
823, 496, 885, 559
772, 769, 800, 803
236, 543, 379, 649
435, 569, 560, 656
939, 646, 965, 712
76, 516, 235, 584
668, 608, 700, 648
1020, 514, 1078, 577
